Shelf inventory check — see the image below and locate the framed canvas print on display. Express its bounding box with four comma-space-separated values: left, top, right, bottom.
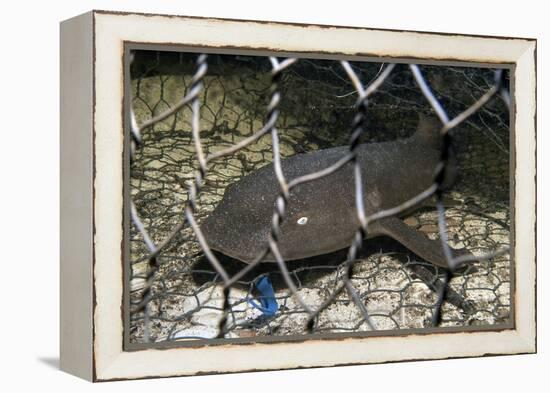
60, 10, 537, 381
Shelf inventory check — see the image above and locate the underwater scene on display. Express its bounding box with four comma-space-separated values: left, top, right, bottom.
127, 50, 511, 345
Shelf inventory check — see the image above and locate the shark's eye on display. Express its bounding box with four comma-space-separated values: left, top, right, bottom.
297, 217, 308, 225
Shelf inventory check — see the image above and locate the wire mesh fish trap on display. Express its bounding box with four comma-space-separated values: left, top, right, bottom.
127, 50, 511, 344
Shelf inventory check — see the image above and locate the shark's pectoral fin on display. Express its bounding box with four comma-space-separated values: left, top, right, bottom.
370, 217, 474, 269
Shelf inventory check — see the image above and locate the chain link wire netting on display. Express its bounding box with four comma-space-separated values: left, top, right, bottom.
127, 50, 511, 343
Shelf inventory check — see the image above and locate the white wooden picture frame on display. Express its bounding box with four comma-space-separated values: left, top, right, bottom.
60, 10, 536, 381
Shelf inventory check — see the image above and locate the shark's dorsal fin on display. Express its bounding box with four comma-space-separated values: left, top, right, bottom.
412, 113, 443, 149
412, 112, 459, 190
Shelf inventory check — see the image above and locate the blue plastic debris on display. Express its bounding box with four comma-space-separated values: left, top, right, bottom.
248, 275, 278, 317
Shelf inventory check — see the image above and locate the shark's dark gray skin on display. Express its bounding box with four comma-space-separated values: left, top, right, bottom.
200, 116, 471, 268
